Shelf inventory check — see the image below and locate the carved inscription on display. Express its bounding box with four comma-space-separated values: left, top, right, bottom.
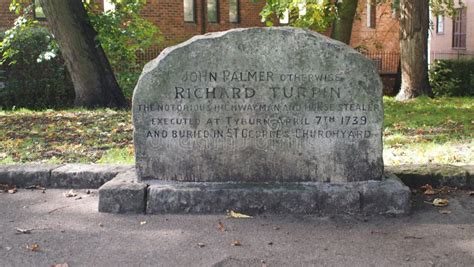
136, 70, 378, 150
132, 28, 383, 182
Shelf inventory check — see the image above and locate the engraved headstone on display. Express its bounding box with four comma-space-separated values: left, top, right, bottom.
132, 27, 383, 183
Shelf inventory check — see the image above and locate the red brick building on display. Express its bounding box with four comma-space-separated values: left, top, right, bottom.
1, 0, 399, 52
0, 1, 17, 27
1, 0, 400, 89
139, 0, 267, 50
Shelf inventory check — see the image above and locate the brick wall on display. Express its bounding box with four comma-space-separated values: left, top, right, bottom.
350, 0, 399, 53
141, 0, 265, 51
1, 0, 399, 54
0, 0, 400, 93
0, 0, 18, 31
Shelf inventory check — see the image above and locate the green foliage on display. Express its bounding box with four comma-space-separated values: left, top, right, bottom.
430, 0, 464, 16
0, 18, 74, 109
429, 59, 474, 97
3, 0, 161, 105
115, 71, 141, 100
86, 0, 162, 98
259, 0, 337, 32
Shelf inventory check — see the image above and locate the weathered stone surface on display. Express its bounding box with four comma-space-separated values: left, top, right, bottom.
98, 171, 147, 213
0, 164, 59, 187
133, 27, 383, 183
51, 164, 133, 189
461, 165, 474, 189
385, 164, 469, 189
146, 175, 409, 215
359, 174, 411, 215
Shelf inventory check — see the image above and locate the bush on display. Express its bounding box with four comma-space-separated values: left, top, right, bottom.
88, 0, 161, 102
0, 25, 75, 109
429, 59, 474, 97
115, 71, 141, 100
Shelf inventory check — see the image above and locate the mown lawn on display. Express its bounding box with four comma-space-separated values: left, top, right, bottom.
0, 97, 472, 165
383, 97, 472, 165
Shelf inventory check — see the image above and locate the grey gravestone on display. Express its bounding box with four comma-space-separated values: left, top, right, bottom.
133, 27, 383, 183
98, 27, 409, 214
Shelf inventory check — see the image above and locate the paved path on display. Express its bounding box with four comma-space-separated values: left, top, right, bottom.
1, 189, 473, 266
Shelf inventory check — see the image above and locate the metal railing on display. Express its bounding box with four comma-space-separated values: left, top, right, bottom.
361, 51, 400, 75
114, 48, 401, 76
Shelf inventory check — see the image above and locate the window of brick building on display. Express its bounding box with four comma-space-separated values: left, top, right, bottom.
279, 9, 289, 25
184, 0, 195, 22
452, 8, 466, 49
436, 15, 444, 34
366, 0, 376, 28
104, 0, 115, 12
229, 0, 239, 23
208, 0, 219, 23
34, 0, 46, 20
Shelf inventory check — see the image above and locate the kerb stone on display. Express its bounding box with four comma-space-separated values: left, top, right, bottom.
98, 171, 147, 213
51, 164, 133, 189
385, 164, 469, 189
0, 164, 59, 187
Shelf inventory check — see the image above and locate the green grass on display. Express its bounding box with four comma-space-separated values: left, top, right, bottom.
382, 96, 473, 165
0, 97, 472, 165
0, 109, 134, 164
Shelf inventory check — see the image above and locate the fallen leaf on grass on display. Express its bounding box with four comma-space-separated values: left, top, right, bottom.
197, 242, 206, 248
439, 209, 452, 214
16, 228, 32, 234
227, 210, 252, 219
63, 190, 77, 198
26, 243, 39, 252
415, 128, 425, 135
217, 220, 226, 232
433, 198, 449, 207
231, 240, 242, 246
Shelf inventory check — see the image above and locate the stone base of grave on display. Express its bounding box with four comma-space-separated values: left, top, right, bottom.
99, 172, 411, 215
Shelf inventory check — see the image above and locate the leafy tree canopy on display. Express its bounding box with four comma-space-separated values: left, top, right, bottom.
258, 0, 337, 32
2, 0, 161, 72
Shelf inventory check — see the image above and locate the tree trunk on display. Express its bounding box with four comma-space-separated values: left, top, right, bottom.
396, 0, 432, 100
38, 0, 127, 108
331, 0, 358, 44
